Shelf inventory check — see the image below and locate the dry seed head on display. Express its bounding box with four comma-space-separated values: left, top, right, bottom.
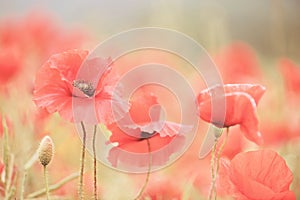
38, 136, 54, 166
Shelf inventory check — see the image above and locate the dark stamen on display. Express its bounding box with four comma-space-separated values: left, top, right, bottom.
140, 131, 156, 140
73, 80, 95, 97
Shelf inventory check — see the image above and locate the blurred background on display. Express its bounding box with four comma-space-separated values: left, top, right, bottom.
1, 1, 300, 199
1, 0, 299, 61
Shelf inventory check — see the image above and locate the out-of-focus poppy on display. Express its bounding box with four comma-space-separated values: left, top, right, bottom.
214, 42, 262, 83
141, 175, 183, 200
278, 58, 300, 97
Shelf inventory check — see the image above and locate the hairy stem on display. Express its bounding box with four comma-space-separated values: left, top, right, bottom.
20, 170, 27, 200
2, 117, 10, 197
4, 154, 14, 200
93, 125, 98, 200
44, 166, 50, 200
134, 139, 152, 200
79, 121, 87, 200
21, 151, 39, 200
208, 138, 218, 200
216, 128, 229, 175
208, 128, 230, 200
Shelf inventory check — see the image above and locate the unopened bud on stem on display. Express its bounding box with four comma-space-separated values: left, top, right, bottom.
38, 136, 54, 166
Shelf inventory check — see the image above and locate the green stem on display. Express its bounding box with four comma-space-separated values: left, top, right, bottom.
20, 170, 27, 200
93, 125, 98, 200
44, 166, 50, 200
134, 139, 152, 200
4, 154, 14, 200
79, 121, 87, 200
2, 117, 10, 196
21, 151, 39, 200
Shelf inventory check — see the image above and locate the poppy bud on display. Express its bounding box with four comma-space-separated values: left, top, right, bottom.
38, 136, 54, 166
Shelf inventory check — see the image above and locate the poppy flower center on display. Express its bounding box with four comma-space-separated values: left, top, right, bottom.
73, 80, 95, 97
140, 131, 156, 140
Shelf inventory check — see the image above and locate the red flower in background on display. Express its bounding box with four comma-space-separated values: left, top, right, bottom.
214, 42, 262, 83
0, 11, 88, 94
33, 49, 127, 124
0, 11, 86, 60
107, 88, 191, 168
218, 150, 295, 200
22, 11, 87, 59
0, 46, 22, 85
197, 84, 266, 144
141, 175, 182, 199
279, 58, 300, 96
260, 120, 300, 146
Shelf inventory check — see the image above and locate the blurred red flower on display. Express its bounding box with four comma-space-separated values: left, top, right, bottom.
141, 175, 182, 199
0, 11, 86, 60
214, 42, 262, 83
196, 84, 266, 144
22, 11, 87, 59
260, 120, 300, 146
278, 58, 300, 97
107, 88, 190, 168
0, 46, 22, 85
33, 49, 127, 124
218, 150, 295, 200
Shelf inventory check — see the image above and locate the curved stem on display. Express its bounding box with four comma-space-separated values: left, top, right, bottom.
134, 139, 152, 200
79, 121, 87, 200
44, 166, 50, 200
93, 125, 98, 200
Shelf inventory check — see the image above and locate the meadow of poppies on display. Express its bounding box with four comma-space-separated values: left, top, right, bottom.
0, 2, 300, 200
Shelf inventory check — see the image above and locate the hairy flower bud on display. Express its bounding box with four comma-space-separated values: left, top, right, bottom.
38, 136, 54, 166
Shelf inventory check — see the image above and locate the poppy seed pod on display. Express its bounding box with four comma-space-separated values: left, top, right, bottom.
38, 136, 54, 166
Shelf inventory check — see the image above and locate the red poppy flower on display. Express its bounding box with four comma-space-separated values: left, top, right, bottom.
218, 150, 295, 200
33, 49, 127, 124
196, 84, 266, 144
278, 58, 300, 96
107, 88, 191, 169
214, 42, 262, 83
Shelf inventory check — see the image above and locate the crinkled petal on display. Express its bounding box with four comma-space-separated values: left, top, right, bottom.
107, 135, 185, 168
223, 150, 296, 200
